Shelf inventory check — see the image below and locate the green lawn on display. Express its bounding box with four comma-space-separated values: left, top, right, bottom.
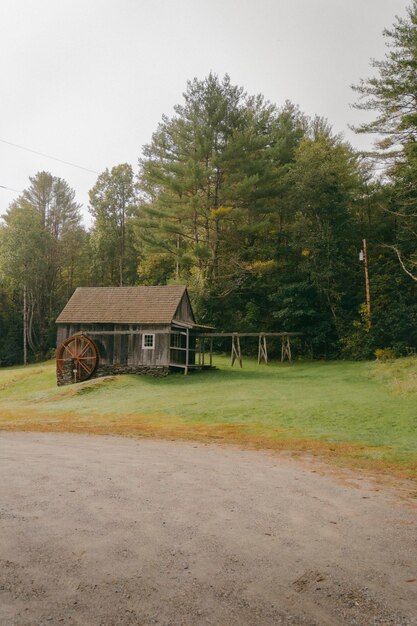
0, 356, 416, 479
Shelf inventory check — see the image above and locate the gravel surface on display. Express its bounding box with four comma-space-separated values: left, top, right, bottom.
0, 432, 416, 626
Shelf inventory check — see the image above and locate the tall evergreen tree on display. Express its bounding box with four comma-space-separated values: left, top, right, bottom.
137, 74, 305, 297
353, 1, 417, 281
268, 123, 362, 355
89, 164, 138, 286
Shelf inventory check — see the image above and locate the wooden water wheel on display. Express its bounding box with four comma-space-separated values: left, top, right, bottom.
56, 334, 99, 382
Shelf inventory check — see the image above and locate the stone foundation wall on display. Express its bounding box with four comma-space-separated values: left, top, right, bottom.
57, 359, 76, 386
95, 364, 169, 379
57, 362, 169, 386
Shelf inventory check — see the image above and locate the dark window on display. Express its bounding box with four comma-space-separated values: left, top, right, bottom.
171, 333, 184, 348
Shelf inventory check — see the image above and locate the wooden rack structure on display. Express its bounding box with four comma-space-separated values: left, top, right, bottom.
76, 328, 301, 374
197, 332, 302, 369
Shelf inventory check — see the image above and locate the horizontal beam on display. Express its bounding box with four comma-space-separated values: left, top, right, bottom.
169, 363, 209, 369
76, 330, 187, 336
199, 332, 303, 338
170, 346, 196, 352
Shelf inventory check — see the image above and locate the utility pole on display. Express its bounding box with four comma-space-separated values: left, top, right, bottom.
119, 195, 125, 287
23, 285, 27, 365
359, 239, 371, 328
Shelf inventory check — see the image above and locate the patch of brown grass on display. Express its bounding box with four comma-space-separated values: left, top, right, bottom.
1, 412, 416, 482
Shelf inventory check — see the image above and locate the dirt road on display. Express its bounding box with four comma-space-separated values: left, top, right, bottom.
0, 433, 416, 625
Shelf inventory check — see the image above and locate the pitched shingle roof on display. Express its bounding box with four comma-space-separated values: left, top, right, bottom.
56, 286, 190, 324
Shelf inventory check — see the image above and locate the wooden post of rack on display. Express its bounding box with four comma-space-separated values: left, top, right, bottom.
231, 334, 243, 368
258, 333, 268, 364
281, 334, 292, 362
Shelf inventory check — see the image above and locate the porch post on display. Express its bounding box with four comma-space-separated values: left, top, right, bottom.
185, 328, 189, 375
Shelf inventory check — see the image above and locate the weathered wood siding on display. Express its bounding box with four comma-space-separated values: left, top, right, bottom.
57, 323, 171, 367
173, 292, 195, 324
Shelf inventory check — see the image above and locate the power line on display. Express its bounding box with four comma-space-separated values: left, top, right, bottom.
0, 138, 99, 175
0, 184, 21, 193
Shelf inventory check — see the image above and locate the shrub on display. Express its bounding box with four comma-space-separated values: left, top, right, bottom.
374, 347, 396, 362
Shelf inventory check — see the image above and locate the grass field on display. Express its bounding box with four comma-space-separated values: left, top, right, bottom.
0, 355, 416, 479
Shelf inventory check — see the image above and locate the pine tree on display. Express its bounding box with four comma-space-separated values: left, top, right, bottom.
353, 1, 417, 280
89, 164, 138, 286
137, 75, 305, 294
352, 1, 417, 153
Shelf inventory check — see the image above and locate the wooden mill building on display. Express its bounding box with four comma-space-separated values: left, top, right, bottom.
55, 285, 211, 385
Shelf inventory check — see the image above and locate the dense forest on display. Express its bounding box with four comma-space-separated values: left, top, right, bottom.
1, 3, 416, 365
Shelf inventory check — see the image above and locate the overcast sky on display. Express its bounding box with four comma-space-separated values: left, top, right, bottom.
0, 0, 411, 224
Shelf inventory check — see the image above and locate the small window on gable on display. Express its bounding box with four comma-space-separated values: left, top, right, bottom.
142, 334, 155, 350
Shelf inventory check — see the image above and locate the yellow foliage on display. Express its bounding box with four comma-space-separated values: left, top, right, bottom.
210, 206, 233, 219
245, 259, 277, 273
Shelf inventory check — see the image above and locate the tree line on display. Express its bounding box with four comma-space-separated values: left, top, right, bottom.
1, 2, 416, 364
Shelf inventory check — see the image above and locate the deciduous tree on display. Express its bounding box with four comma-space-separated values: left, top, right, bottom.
0, 172, 83, 357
